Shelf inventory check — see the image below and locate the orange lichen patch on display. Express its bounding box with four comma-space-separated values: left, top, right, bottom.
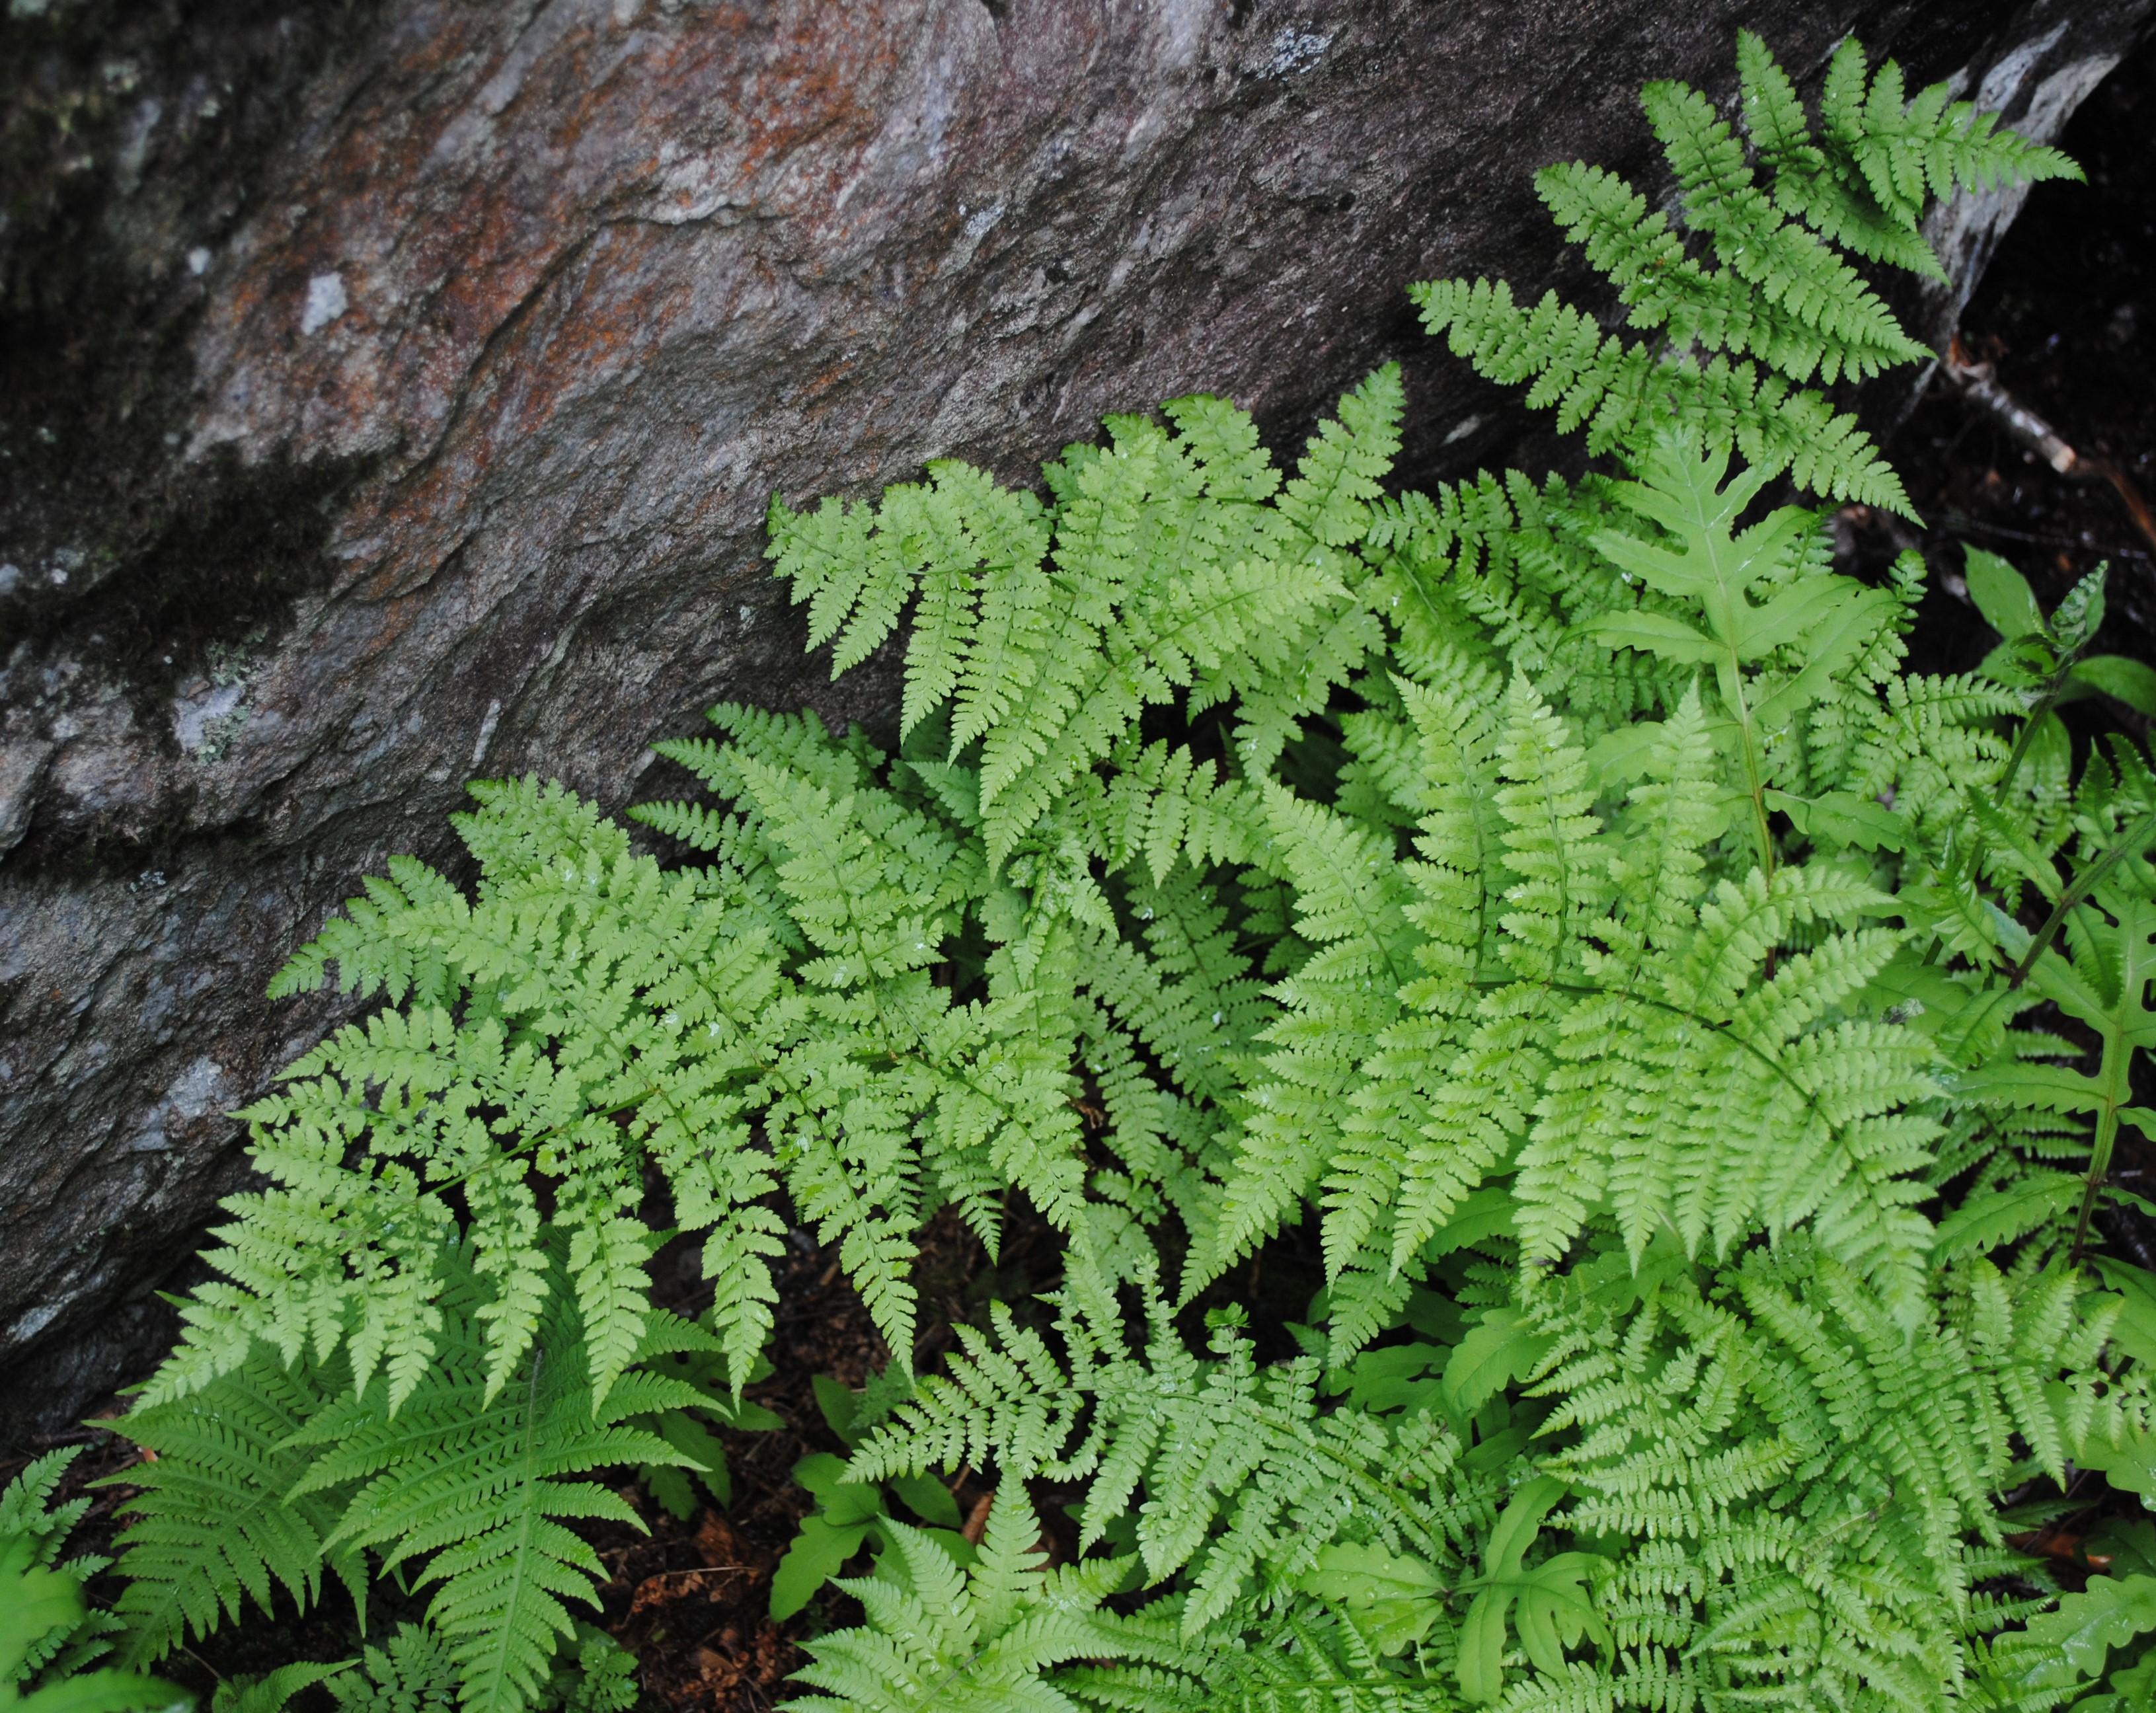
187, 0, 920, 480
173, 0, 1036, 643
202, 4, 965, 610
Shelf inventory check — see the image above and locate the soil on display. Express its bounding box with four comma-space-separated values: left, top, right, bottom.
8, 30, 2156, 1711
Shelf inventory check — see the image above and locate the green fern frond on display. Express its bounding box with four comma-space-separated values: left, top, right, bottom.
1736, 29, 1948, 276
1411, 276, 1911, 512
210, 1660, 352, 1713
1814, 35, 2081, 231
108, 1351, 365, 1668
1, 1492, 187, 1713
785, 1489, 1138, 1713
854, 1274, 1494, 1637
288, 1264, 697, 1713
328, 1621, 459, 1713
3, 1451, 150, 1700
1412, 30, 2070, 517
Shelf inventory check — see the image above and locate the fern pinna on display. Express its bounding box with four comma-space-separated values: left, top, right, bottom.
114, 27, 2156, 1713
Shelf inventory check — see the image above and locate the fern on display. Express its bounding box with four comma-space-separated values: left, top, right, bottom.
851, 1275, 1501, 1636
785, 1487, 1140, 1713
114, 1240, 703, 1713
208, 1661, 352, 1713
123, 27, 2149, 1713
771, 373, 1398, 864
324, 1621, 633, 1713
109, 1348, 367, 1669
1408, 28, 2073, 513
292, 1293, 670, 1713
329, 1621, 461, 1713
3, 1451, 187, 1713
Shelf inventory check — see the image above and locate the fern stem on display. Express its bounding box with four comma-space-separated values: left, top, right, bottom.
2069, 1097, 2123, 1270
1716, 667, 1785, 892
1997, 690, 2058, 793
1997, 615, 2098, 792
467, 1342, 548, 1713
2005, 804, 2156, 989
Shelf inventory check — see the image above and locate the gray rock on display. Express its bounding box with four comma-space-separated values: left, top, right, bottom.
1, 0, 2148, 1435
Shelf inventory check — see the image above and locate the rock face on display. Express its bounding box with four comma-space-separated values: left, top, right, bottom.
1, 0, 2149, 1434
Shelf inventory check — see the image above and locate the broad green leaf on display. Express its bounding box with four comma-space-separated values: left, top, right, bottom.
769, 1516, 870, 1620
1507, 1554, 1607, 1674
1457, 1587, 1510, 1705
2089, 1519, 2156, 1579
2082, 1431, 2156, 1503
791, 1455, 886, 1527
812, 1376, 862, 1447
1765, 788, 1908, 852
1585, 611, 1720, 663
14, 1673, 192, 1713
2, 1564, 84, 1682
1297, 1543, 1445, 1655
886, 1472, 962, 1529
1584, 721, 1665, 790
1339, 1344, 1447, 1415
2074, 654, 2156, 716
2091, 1256, 2156, 1368
1455, 1480, 1588, 1702
1952, 1061, 2107, 1115
1442, 1309, 1551, 1420
1992, 1574, 2156, 1689
1734, 575, 1861, 660
1479, 1476, 1567, 1580
1965, 547, 2043, 639
646, 1411, 728, 1509
1750, 585, 1898, 728
1934, 1172, 2081, 1261
1424, 1184, 1520, 1261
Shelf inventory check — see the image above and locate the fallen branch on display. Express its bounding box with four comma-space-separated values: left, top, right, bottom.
1941, 336, 2156, 558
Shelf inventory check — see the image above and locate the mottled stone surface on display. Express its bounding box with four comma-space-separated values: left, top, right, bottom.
1, 0, 2147, 1434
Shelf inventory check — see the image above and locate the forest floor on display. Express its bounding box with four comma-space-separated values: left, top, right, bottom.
7, 31, 2156, 1713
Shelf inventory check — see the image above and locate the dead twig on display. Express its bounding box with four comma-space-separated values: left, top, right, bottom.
1941, 336, 2156, 558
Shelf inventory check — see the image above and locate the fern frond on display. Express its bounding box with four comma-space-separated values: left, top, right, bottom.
328, 1620, 460, 1713
1410, 280, 1909, 513
785, 1490, 1138, 1713
290, 1268, 699, 1713
1736, 29, 1947, 276
108, 1351, 364, 1667
3, 1451, 134, 1693
855, 1275, 1494, 1637
1815, 36, 2081, 233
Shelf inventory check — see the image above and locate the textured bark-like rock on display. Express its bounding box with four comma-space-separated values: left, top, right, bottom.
0, 0, 2147, 1433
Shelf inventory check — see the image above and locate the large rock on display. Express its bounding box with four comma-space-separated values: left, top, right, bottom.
1, 0, 2148, 1434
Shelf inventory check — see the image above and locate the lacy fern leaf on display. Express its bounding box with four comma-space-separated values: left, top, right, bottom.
784, 1488, 1137, 1713
288, 1274, 695, 1713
